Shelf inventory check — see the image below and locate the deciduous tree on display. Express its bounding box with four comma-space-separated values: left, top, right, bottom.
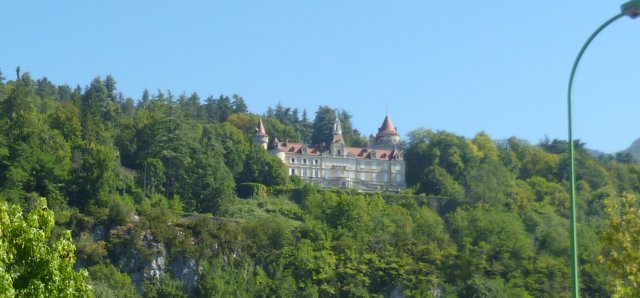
0, 198, 91, 297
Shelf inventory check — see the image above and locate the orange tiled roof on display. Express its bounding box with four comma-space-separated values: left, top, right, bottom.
275, 142, 401, 160
275, 142, 322, 156
344, 147, 401, 160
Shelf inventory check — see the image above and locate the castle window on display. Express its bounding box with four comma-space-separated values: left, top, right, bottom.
313, 159, 319, 166
302, 169, 307, 177
337, 149, 342, 156
315, 169, 320, 177
290, 157, 296, 164
302, 158, 307, 165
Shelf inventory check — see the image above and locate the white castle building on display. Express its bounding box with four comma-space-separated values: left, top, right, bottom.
253, 114, 406, 192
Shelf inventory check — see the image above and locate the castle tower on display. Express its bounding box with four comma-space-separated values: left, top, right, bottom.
331, 114, 346, 156
252, 118, 269, 149
332, 116, 345, 144
370, 114, 401, 150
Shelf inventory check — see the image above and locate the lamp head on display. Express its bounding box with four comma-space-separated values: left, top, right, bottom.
622, 0, 640, 18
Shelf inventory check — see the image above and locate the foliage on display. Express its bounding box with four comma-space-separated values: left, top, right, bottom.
601, 194, 640, 297
195, 258, 257, 297
1, 71, 639, 297
88, 264, 139, 298
238, 145, 289, 187
237, 182, 268, 199
0, 198, 91, 297
142, 275, 187, 298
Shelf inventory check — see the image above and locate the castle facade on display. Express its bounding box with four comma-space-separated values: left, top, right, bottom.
253, 114, 406, 192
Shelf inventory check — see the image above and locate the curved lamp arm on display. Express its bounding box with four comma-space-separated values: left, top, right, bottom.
567, 1, 640, 297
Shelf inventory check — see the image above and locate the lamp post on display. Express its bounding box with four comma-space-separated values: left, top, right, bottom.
567, 1, 640, 297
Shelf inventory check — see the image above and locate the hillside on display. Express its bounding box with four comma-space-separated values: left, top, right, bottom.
1, 71, 639, 297
623, 137, 640, 161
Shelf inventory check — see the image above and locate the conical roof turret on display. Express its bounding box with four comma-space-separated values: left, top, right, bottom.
255, 118, 268, 137
377, 114, 398, 136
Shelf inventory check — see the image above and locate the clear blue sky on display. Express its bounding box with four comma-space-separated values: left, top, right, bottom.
2, 1, 639, 153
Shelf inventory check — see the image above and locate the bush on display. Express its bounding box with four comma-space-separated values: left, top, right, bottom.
237, 183, 268, 199
268, 185, 314, 203
143, 275, 187, 298
88, 264, 139, 298
108, 195, 136, 227
75, 232, 108, 266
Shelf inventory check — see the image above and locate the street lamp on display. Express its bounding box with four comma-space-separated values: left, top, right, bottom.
567, 1, 640, 297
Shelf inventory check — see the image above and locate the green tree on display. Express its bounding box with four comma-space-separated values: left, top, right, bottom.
232, 94, 248, 114
216, 95, 233, 122
0, 198, 91, 297
195, 258, 257, 297
36, 77, 57, 100
143, 275, 187, 298
310, 105, 335, 149
416, 165, 464, 198
448, 206, 534, 283
238, 145, 289, 187
88, 264, 139, 298
472, 132, 499, 162
143, 116, 195, 200
81, 78, 113, 143
72, 143, 120, 209
1, 83, 72, 201
190, 147, 235, 215
176, 92, 201, 121
601, 194, 640, 297
48, 101, 83, 145
405, 129, 479, 191
243, 216, 293, 266
466, 160, 515, 207
200, 122, 249, 176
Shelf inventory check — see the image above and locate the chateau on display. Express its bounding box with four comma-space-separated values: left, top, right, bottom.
253, 114, 406, 192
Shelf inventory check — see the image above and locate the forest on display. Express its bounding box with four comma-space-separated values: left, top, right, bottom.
0, 69, 639, 297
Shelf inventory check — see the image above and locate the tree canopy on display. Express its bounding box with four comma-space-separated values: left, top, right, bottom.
0, 71, 638, 297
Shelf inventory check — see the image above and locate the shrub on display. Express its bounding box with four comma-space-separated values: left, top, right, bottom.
88, 264, 139, 298
237, 182, 268, 199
